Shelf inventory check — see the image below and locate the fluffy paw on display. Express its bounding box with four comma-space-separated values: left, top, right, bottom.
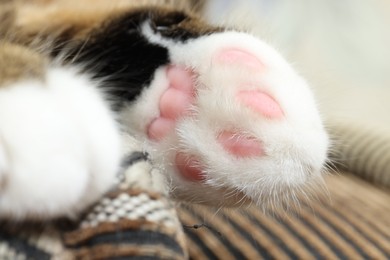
0, 67, 121, 219
124, 31, 329, 206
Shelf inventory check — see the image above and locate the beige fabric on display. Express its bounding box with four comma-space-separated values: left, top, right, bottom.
329, 120, 390, 187
179, 173, 390, 260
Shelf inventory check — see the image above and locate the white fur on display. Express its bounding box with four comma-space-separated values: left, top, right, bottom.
0, 67, 121, 219
124, 24, 329, 206
121, 67, 170, 137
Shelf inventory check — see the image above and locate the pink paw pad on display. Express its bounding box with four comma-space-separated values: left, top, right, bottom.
218, 131, 264, 157
237, 90, 283, 118
215, 49, 264, 70
175, 153, 205, 181
147, 118, 175, 141
147, 66, 195, 141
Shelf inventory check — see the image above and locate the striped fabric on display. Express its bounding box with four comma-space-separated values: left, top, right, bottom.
328, 121, 390, 187
0, 122, 389, 259
0, 222, 71, 259
179, 173, 390, 260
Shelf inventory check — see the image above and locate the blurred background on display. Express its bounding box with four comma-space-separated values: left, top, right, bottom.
202, 0, 390, 130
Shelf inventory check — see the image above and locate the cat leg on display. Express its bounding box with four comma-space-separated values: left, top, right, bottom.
0, 67, 121, 219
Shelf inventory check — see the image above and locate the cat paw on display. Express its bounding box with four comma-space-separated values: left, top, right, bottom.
146, 64, 279, 180
0, 67, 121, 219
124, 31, 329, 206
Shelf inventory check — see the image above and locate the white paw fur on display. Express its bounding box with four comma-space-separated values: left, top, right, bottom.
0, 67, 121, 219
124, 25, 329, 206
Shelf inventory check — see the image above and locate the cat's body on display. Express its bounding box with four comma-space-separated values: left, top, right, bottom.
0, 0, 328, 220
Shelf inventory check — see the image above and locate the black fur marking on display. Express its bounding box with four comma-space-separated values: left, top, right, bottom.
66, 9, 221, 109
70, 11, 170, 109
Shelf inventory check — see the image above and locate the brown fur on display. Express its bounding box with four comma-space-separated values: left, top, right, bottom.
2, 0, 215, 52
0, 0, 211, 88
0, 0, 15, 37
0, 0, 46, 87
0, 42, 46, 86
0, 1, 46, 86
10, 0, 197, 36
2, 1, 217, 74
